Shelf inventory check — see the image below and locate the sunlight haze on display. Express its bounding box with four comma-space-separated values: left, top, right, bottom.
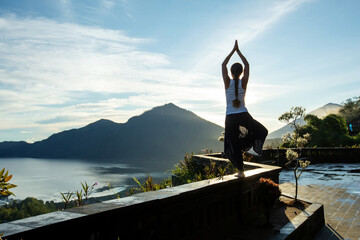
0, 0, 359, 142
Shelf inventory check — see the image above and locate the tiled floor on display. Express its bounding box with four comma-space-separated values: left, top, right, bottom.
280, 182, 360, 240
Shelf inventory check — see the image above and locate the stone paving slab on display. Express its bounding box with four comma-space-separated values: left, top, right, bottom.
280, 182, 360, 240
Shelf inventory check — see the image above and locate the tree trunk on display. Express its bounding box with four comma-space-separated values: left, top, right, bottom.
294, 159, 299, 201
295, 171, 298, 201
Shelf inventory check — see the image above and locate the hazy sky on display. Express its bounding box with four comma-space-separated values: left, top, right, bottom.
0, 0, 359, 142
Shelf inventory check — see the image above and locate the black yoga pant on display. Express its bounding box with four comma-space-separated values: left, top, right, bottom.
224, 112, 268, 171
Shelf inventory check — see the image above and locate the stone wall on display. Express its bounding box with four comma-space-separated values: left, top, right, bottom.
0, 162, 281, 240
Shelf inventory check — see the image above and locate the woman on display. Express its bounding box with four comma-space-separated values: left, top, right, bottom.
222, 40, 268, 177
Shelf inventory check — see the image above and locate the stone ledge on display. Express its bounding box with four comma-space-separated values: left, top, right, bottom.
0, 211, 85, 237
0, 161, 282, 240
268, 193, 325, 240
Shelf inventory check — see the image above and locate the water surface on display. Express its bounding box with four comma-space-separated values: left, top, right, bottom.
0, 158, 169, 202
2, 159, 359, 203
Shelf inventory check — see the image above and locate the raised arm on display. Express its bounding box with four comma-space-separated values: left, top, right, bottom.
222, 40, 238, 89
236, 48, 250, 90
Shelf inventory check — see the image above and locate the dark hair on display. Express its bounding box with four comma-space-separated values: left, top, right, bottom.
230, 63, 243, 108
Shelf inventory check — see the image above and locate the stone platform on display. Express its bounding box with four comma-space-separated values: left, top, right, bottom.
280, 182, 360, 240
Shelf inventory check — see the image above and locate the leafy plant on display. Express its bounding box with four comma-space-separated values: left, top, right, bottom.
128, 175, 171, 195
60, 181, 97, 209
0, 168, 17, 197
0, 168, 17, 238
194, 172, 202, 181
128, 151, 235, 196
217, 166, 226, 180
257, 178, 281, 206
172, 152, 237, 185
74, 190, 83, 207
107, 183, 121, 199
279, 106, 311, 201
204, 161, 216, 179
60, 191, 73, 210
127, 188, 135, 196
159, 177, 172, 189
172, 153, 198, 184
81, 181, 97, 204
257, 178, 281, 224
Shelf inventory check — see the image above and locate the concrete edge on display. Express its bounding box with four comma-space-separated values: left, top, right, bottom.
0, 211, 86, 237
0, 163, 281, 238
268, 193, 325, 240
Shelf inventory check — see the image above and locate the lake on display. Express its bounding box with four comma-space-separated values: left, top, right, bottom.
0, 158, 170, 203
2, 158, 359, 204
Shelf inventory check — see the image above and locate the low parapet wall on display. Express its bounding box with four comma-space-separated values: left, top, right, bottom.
0, 162, 281, 240
262, 147, 360, 166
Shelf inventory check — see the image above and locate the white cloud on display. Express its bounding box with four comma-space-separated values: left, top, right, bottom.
0, 1, 315, 141
59, 0, 74, 20
239, 0, 313, 45
102, 0, 115, 10
118, 0, 134, 19
192, 0, 313, 73
0, 14, 224, 140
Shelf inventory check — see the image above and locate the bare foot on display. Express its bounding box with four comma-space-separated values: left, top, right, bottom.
235, 171, 245, 178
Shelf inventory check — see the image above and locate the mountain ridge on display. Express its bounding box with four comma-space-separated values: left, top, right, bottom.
267, 103, 342, 139
0, 103, 223, 171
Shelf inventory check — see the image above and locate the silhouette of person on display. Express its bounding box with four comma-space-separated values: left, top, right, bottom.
222, 40, 268, 177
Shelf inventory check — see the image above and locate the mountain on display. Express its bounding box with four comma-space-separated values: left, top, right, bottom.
0, 103, 224, 171
308, 103, 341, 118
266, 103, 342, 139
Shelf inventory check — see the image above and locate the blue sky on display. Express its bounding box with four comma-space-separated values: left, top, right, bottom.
0, 0, 359, 142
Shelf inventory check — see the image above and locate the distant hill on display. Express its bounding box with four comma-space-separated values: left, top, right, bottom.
267, 103, 342, 140
0, 103, 224, 171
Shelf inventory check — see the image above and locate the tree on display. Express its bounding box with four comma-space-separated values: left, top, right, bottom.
0, 198, 57, 223
278, 106, 307, 148
339, 96, 360, 123
278, 106, 306, 134
279, 106, 310, 202
284, 136, 310, 202
300, 114, 358, 147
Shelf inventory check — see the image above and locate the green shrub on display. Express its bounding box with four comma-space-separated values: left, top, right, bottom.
0, 197, 57, 223
0, 168, 17, 197
128, 176, 171, 195
172, 152, 236, 185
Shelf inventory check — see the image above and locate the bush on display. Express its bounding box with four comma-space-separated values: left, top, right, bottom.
171, 153, 236, 185
0, 168, 17, 197
257, 178, 281, 207
128, 176, 171, 195
0, 197, 58, 223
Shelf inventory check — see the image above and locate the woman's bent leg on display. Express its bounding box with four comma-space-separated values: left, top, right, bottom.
251, 119, 268, 155
224, 114, 245, 171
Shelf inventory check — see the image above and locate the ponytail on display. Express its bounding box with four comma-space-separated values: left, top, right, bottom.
232, 78, 241, 108
230, 63, 243, 108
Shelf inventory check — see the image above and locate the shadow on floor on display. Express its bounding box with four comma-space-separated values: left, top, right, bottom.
315, 224, 343, 240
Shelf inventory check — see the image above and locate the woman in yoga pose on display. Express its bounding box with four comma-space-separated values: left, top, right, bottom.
222, 40, 268, 177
